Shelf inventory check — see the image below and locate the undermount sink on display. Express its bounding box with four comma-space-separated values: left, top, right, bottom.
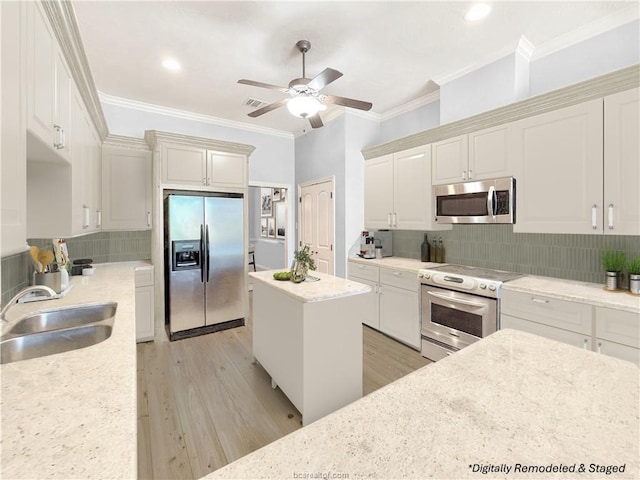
1, 302, 117, 364
6, 302, 117, 336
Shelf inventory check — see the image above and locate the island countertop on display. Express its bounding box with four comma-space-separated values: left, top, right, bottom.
205, 329, 639, 480
249, 270, 371, 302
1, 262, 143, 479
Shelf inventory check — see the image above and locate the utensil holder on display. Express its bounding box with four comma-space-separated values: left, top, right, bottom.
34, 271, 62, 294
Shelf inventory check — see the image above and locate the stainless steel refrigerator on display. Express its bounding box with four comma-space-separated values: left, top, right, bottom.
164, 191, 245, 341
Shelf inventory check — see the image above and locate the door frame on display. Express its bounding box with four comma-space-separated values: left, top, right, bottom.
297, 176, 336, 275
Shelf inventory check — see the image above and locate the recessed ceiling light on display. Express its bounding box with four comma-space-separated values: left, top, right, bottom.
464, 3, 491, 22
162, 58, 181, 71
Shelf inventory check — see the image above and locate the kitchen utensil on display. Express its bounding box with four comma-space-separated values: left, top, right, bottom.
29, 246, 41, 273
38, 250, 55, 273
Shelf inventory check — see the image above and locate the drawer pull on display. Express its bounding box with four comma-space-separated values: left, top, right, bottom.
531, 297, 549, 304
449, 332, 460, 338
393, 272, 402, 277
583, 339, 588, 350
597, 342, 602, 354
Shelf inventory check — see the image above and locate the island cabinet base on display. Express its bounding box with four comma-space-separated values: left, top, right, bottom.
252, 283, 364, 425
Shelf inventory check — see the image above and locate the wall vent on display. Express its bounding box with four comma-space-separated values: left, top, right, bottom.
243, 97, 269, 109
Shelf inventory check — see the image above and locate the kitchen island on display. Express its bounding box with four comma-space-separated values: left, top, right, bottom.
249, 270, 370, 426
206, 328, 639, 479
1, 262, 142, 479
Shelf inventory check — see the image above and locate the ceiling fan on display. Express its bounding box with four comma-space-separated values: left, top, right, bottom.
238, 40, 373, 129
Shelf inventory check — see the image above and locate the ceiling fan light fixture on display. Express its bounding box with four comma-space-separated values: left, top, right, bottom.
287, 95, 321, 118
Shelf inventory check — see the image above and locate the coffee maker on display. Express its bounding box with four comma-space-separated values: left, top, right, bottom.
372, 230, 393, 257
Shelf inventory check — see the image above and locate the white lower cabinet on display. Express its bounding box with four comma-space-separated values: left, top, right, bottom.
502, 290, 639, 366
135, 266, 155, 343
347, 261, 420, 350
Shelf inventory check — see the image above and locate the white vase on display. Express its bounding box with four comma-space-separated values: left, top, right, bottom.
605, 271, 621, 291
629, 274, 640, 295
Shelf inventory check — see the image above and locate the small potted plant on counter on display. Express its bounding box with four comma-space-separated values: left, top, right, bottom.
627, 256, 640, 295
601, 249, 626, 291
290, 245, 316, 283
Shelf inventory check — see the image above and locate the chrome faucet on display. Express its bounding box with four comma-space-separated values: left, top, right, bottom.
0, 286, 57, 322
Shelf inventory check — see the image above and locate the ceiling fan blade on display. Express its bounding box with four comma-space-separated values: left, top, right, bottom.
247, 98, 288, 117
307, 68, 343, 91
308, 114, 323, 129
238, 79, 289, 93
321, 94, 372, 111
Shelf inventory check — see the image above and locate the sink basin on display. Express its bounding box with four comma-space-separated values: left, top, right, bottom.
1, 323, 113, 364
1, 302, 117, 364
7, 302, 117, 336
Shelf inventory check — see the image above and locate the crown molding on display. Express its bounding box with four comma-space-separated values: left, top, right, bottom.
144, 130, 256, 156
99, 93, 294, 140
516, 35, 535, 61
532, 5, 639, 60
380, 90, 440, 121
42, 1, 109, 140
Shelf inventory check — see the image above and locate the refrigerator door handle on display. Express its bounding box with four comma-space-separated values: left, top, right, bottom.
205, 224, 211, 282
200, 224, 205, 283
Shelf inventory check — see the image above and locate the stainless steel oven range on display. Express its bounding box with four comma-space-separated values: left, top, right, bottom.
418, 264, 523, 361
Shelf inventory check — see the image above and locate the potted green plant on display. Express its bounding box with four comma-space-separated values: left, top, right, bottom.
601, 249, 626, 291
290, 245, 316, 283
627, 256, 640, 295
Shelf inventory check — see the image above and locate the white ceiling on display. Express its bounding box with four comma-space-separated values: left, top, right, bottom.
73, 1, 638, 136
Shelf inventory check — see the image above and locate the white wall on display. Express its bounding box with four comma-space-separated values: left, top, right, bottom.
344, 113, 379, 274
248, 186, 288, 270
530, 20, 640, 96
295, 115, 346, 276
378, 101, 439, 144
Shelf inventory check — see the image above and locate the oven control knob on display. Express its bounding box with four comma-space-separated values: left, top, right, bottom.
479, 284, 487, 289
488, 285, 496, 291
418, 273, 424, 278
424, 273, 431, 279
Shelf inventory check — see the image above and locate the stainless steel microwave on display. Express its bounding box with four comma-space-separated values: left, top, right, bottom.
434, 177, 516, 224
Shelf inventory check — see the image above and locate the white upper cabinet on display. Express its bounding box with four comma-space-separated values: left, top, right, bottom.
1, 1, 28, 256
26, 1, 70, 158
432, 134, 469, 185
604, 88, 640, 235
160, 143, 246, 191
102, 138, 152, 231
365, 146, 447, 231
512, 99, 604, 234
468, 124, 515, 181
161, 143, 207, 187
364, 154, 394, 229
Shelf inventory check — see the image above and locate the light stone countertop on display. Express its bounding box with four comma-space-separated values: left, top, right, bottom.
504, 275, 640, 314
1, 262, 144, 479
249, 270, 370, 302
204, 329, 639, 480
348, 255, 442, 273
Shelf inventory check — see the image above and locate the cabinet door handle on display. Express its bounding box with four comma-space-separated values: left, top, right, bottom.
96, 210, 102, 228
583, 339, 589, 350
203, 177, 207, 185
462, 170, 467, 181
591, 204, 598, 230
393, 271, 402, 277
207, 177, 211, 185
59, 127, 65, 149
147, 212, 152, 227
531, 297, 549, 304
597, 342, 602, 354
468, 169, 472, 180
387, 213, 392, 227
392, 212, 398, 227
378, 286, 383, 295
608, 204, 614, 230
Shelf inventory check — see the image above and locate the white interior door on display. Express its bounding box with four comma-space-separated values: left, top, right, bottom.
299, 179, 334, 275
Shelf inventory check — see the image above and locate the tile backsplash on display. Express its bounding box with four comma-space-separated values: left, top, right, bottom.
1, 230, 151, 306
393, 226, 640, 285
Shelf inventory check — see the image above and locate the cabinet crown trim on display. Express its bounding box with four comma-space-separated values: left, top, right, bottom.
144, 130, 256, 156
362, 64, 640, 160
103, 135, 151, 151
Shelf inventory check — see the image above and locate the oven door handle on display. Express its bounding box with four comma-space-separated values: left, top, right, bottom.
427, 290, 488, 309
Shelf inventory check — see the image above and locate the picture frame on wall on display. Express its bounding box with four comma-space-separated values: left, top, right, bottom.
273, 188, 281, 202
260, 218, 268, 237
267, 217, 276, 238
275, 201, 286, 239
260, 188, 272, 217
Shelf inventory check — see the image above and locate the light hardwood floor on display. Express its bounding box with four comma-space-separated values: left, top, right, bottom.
137, 295, 430, 479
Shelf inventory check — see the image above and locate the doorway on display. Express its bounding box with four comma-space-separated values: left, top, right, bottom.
298, 178, 335, 275
248, 184, 289, 271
